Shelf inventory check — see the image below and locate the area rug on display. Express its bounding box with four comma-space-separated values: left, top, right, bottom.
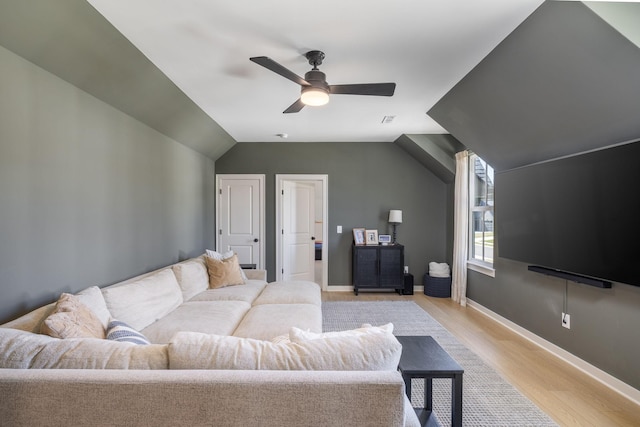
322, 301, 558, 427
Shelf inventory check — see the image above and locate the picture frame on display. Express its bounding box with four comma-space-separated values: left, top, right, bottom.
365, 229, 379, 245
352, 228, 366, 245
378, 234, 392, 245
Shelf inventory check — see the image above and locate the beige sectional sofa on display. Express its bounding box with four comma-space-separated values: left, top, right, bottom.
0, 254, 420, 427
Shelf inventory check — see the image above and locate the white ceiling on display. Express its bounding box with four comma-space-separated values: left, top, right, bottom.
87, 0, 545, 143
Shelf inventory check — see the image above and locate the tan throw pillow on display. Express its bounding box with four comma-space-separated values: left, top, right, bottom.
205, 254, 245, 289
205, 249, 249, 281
41, 293, 106, 339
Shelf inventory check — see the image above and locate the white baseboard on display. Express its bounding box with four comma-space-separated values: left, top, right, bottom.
467, 299, 640, 406
326, 285, 353, 292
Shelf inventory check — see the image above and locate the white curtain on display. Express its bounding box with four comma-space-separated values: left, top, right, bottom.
451, 151, 469, 306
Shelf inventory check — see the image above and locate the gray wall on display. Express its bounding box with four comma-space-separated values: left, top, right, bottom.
0, 0, 236, 161
428, 1, 640, 172
215, 142, 452, 285
427, 0, 640, 391
468, 248, 640, 390
0, 45, 216, 323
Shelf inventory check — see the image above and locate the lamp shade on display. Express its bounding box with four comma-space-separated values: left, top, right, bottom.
388, 210, 402, 224
301, 87, 329, 106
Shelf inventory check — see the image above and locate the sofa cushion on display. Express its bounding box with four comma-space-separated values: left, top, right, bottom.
188, 281, 267, 304
75, 286, 112, 329
32, 339, 168, 369
243, 269, 267, 282
106, 320, 151, 345
0, 303, 55, 333
102, 269, 183, 331
0, 328, 59, 368
252, 281, 321, 306
205, 254, 245, 288
232, 304, 322, 341
168, 330, 402, 371
172, 256, 209, 301
289, 323, 394, 343
141, 301, 251, 344
271, 334, 291, 344
40, 293, 106, 339
0, 327, 167, 369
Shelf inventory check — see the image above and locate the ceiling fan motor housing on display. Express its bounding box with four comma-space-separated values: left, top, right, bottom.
304, 70, 330, 92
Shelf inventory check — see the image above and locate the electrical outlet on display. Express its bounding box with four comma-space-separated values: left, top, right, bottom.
337, 225, 342, 233
562, 312, 571, 329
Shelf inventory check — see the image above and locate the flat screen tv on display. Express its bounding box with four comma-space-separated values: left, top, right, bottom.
495, 140, 640, 287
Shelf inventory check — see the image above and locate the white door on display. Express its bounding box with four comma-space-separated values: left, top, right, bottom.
216, 175, 264, 268
281, 180, 316, 281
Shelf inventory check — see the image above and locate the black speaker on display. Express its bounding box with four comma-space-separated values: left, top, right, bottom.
402, 273, 414, 295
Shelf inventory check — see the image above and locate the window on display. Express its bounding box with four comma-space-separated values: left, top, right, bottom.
468, 153, 494, 268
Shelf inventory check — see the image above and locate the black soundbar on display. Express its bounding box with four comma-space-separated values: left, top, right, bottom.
527, 265, 612, 288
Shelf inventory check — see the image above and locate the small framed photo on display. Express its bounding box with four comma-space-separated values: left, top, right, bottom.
379, 234, 392, 245
365, 229, 379, 245
353, 228, 366, 245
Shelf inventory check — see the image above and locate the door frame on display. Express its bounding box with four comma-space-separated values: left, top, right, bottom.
276, 174, 328, 290
215, 174, 265, 269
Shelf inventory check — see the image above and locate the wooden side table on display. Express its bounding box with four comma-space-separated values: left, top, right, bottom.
396, 336, 464, 427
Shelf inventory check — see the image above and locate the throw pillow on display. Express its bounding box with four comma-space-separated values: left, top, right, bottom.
106, 320, 151, 345
205, 254, 245, 288
40, 293, 106, 339
205, 249, 234, 260
205, 249, 248, 281
289, 323, 394, 343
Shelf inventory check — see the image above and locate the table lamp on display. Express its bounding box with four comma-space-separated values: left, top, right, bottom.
388, 210, 402, 244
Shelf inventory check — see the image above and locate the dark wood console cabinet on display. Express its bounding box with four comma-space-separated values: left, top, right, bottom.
352, 244, 404, 295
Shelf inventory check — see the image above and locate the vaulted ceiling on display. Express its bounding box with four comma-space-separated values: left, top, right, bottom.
1, 1, 638, 172
85, 0, 544, 144
429, 1, 640, 171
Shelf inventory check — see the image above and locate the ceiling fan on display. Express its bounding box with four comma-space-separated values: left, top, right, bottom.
249, 50, 396, 114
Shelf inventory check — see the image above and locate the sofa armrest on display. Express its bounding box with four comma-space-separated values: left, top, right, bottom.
0, 369, 413, 426
244, 269, 267, 281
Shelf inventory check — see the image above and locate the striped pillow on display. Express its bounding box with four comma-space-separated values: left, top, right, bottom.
106, 320, 150, 345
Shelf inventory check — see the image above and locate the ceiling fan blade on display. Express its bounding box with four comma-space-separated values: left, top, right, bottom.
250, 56, 310, 87
329, 83, 396, 96
283, 98, 305, 114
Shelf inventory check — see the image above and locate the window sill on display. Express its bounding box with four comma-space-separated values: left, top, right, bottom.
467, 260, 495, 278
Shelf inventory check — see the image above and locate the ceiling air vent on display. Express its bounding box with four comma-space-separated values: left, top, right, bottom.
381, 115, 396, 124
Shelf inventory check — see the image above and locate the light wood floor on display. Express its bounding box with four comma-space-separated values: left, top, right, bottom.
322, 291, 640, 427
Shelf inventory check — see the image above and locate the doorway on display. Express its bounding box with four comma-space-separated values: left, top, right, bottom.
276, 174, 328, 290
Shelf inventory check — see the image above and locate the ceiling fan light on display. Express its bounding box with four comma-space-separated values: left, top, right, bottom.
301, 87, 329, 106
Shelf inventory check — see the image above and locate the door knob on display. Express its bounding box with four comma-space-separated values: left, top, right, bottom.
254, 238, 259, 242
311, 236, 316, 240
